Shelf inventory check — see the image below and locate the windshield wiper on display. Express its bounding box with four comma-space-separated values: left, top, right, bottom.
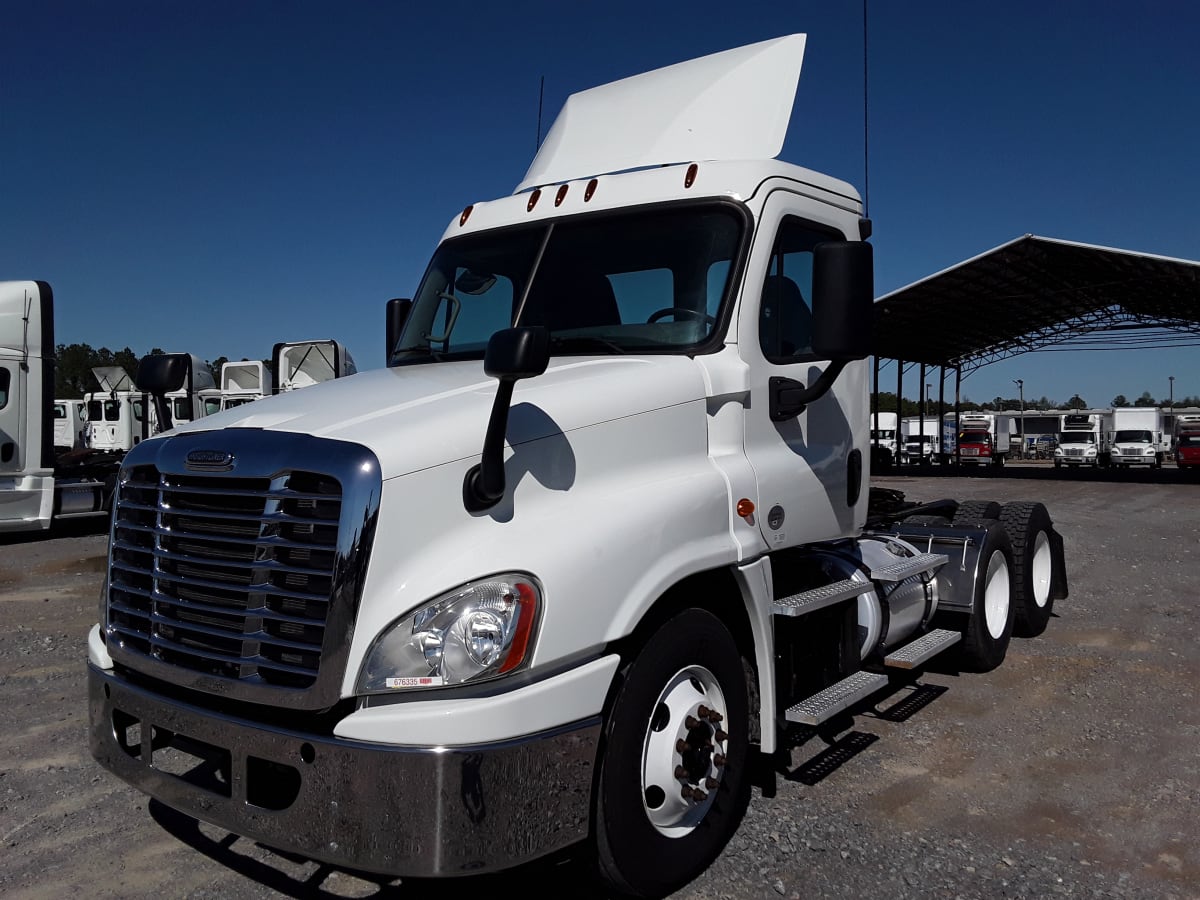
548, 335, 626, 355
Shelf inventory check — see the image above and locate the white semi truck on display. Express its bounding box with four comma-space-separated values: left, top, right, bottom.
870, 410, 898, 467
86, 36, 1069, 897
900, 416, 939, 465
1054, 411, 1105, 468
1106, 407, 1167, 468
220, 359, 273, 410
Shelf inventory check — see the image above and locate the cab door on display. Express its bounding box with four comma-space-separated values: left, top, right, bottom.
738, 191, 868, 549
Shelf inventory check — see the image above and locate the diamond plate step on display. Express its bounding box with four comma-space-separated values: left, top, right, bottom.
883, 628, 962, 670
869, 552, 947, 583
784, 671, 889, 726
773, 578, 869, 618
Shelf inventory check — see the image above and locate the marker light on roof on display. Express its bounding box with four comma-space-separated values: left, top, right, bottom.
555, 184, 569, 207
685, 163, 698, 188
459, 205, 473, 226
527, 189, 542, 212
584, 179, 598, 201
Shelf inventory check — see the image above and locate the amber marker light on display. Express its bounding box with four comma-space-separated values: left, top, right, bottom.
684, 163, 698, 188
459, 205, 474, 226
736, 498, 755, 518
555, 184, 569, 207
584, 178, 598, 201
527, 188, 542, 212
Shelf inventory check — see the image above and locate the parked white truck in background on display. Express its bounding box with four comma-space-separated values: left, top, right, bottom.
272, 339, 356, 392
86, 36, 1069, 897
1054, 411, 1105, 468
870, 410, 898, 466
1106, 407, 1167, 468
220, 359, 273, 409
53, 398, 88, 452
900, 416, 939, 464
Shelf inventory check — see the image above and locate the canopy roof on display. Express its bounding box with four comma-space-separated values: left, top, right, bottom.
872, 235, 1200, 374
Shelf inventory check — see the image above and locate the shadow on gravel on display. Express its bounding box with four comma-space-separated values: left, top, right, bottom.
873, 462, 1199, 485
149, 800, 616, 899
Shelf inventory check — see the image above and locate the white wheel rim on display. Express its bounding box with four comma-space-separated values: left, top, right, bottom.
640, 665, 728, 837
1031, 530, 1052, 608
983, 549, 1011, 639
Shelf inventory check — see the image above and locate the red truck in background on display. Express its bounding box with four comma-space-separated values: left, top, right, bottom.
1176, 415, 1200, 470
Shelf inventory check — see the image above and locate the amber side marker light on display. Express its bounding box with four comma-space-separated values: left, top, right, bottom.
527, 189, 542, 212
736, 498, 755, 518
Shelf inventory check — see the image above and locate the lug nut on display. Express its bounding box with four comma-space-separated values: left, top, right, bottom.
714, 753, 726, 767
709, 710, 724, 724
685, 715, 700, 729
714, 729, 728, 743
698, 705, 711, 720
674, 765, 688, 779
705, 776, 718, 789
681, 786, 695, 800
692, 788, 707, 802
676, 739, 689, 753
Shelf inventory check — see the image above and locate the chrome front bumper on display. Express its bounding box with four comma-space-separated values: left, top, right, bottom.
89, 665, 600, 877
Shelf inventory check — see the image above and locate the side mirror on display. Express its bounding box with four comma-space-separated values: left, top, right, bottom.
811, 241, 873, 360
136, 352, 193, 433
385, 298, 412, 361
464, 327, 550, 511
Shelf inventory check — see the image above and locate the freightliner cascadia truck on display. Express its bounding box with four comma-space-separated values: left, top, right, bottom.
87, 35, 1068, 898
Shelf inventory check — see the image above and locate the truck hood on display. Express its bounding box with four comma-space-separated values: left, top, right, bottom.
169, 356, 707, 480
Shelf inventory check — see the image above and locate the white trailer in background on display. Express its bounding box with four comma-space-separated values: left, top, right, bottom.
53, 399, 88, 453
1054, 411, 1105, 468
272, 340, 356, 393
870, 410, 898, 466
221, 359, 273, 410
899, 416, 939, 464
1106, 407, 1167, 468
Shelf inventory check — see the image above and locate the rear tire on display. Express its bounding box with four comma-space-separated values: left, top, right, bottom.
594, 609, 751, 898
941, 522, 1014, 672
952, 500, 1001, 524
1001, 502, 1056, 637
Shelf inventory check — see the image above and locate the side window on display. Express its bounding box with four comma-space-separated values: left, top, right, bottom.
87, 400, 103, 421
0, 367, 9, 410
443, 268, 515, 350
104, 399, 120, 421
758, 218, 838, 363
54, 402, 66, 419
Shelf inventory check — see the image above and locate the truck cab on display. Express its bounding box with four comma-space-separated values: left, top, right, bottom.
86, 35, 1067, 897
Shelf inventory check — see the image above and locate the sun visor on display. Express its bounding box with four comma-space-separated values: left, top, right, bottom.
515, 33, 806, 194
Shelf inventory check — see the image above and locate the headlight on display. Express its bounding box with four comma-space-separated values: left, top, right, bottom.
1086, 447, 1096, 456
1054, 448, 1063, 456
1145, 447, 1156, 455
358, 573, 540, 693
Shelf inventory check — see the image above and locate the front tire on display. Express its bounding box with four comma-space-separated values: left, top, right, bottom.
594, 609, 751, 898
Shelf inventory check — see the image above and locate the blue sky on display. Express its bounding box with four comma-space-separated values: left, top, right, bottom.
4, 1, 1198, 407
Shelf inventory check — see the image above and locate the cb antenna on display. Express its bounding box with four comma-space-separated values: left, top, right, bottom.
862, 0, 871, 218
536, 75, 545, 151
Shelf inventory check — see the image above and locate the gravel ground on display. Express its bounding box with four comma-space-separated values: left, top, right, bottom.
1, 466, 1197, 899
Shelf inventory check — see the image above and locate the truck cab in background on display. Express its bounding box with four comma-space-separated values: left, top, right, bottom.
220, 359, 273, 410
1175, 414, 1200, 470
1106, 407, 1167, 468
870, 410, 898, 467
272, 339, 356, 393
53, 399, 88, 453
954, 412, 1014, 467
1054, 411, 1104, 468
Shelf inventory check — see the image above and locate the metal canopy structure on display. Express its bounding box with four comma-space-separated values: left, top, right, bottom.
872, 234, 1200, 375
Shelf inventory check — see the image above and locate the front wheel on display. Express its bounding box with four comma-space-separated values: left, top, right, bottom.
594, 609, 751, 898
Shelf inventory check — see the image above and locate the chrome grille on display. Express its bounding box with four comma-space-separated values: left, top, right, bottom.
1064, 447, 1085, 457
109, 466, 341, 689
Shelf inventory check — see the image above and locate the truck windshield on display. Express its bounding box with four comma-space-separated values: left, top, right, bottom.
1114, 430, 1152, 443
1059, 431, 1095, 444
960, 430, 991, 447
390, 203, 745, 364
